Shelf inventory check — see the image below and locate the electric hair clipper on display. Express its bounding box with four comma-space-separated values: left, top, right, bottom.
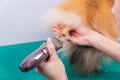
19, 37, 63, 72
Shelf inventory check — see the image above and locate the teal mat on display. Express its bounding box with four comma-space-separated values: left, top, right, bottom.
0, 41, 120, 80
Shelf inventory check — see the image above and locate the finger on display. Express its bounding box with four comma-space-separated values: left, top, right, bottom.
52, 26, 60, 30
58, 24, 63, 28
52, 30, 60, 36
36, 62, 46, 69
67, 36, 79, 45
52, 25, 62, 33
52, 28, 60, 33
36, 61, 47, 73
53, 24, 63, 29
47, 38, 57, 56
52, 24, 63, 32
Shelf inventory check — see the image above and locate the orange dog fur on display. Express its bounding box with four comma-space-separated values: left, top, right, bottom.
44, 0, 118, 74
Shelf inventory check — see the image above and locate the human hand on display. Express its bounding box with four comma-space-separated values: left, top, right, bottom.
52, 24, 97, 46
36, 38, 68, 80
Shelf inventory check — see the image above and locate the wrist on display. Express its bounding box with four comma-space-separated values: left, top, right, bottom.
88, 31, 102, 47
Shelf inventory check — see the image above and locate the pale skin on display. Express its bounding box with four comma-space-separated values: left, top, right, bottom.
36, 0, 120, 80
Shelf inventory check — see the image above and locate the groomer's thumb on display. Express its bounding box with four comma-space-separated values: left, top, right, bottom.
47, 38, 57, 56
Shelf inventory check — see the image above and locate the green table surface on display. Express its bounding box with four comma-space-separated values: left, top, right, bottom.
0, 41, 120, 80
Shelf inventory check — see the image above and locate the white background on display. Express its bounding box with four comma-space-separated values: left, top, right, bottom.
0, 0, 63, 46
